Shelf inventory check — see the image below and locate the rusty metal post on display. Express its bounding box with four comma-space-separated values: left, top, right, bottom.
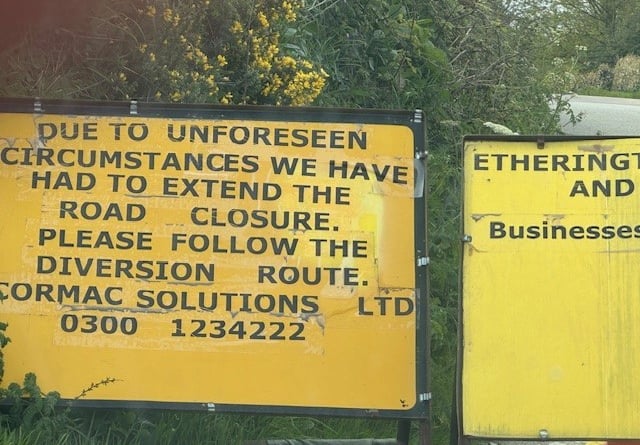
396, 419, 411, 444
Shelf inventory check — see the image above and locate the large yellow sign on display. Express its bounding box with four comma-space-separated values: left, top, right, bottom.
462, 136, 640, 439
0, 99, 428, 416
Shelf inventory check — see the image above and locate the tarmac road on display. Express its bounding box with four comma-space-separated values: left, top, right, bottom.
559, 94, 640, 136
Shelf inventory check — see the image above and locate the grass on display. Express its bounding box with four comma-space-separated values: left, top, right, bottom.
578, 86, 640, 99
0, 409, 418, 445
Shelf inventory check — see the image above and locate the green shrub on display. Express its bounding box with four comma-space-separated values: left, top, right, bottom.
106, 0, 327, 105
612, 54, 640, 91
0, 0, 328, 105
579, 64, 613, 90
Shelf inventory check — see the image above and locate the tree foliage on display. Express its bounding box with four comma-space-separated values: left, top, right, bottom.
557, 0, 640, 66
297, 0, 449, 110
427, 0, 566, 134
502, 0, 640, 93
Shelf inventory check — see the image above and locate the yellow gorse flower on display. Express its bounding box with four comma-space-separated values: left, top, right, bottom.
282, 1, 298, 22
127, 0, 325, 106
280, 56, 296, 69
257, 11, 269, 28
216, 54, 228, 67
163, 8, 173, 23
231, 21, 243, 33
222, 0, 326, 105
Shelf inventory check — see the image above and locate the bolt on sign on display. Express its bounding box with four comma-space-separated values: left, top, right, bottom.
461, 135, 640, 439
0, 98, 428, 417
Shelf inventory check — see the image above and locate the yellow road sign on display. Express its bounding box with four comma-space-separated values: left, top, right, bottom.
462, 136, 640, 439
0, 99, 428, 417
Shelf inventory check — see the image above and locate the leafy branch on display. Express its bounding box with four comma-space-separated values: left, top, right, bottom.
75, 377, 118, 400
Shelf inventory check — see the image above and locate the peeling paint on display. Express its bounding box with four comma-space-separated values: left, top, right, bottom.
543, 214, 566, 224
378, 286, 414, 293
471, 213, 501, 222
577, 144, 615, 153
466, 242, 485, 256
61, 304, 166, 314
0, 137, 17, 147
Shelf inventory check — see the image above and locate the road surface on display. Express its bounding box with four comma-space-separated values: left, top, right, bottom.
559, 94, 640, 136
